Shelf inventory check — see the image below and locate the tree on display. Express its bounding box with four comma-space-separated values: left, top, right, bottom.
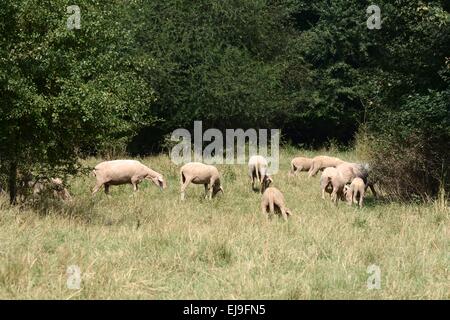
128, 0, 299, 153
0, 0, 157, 203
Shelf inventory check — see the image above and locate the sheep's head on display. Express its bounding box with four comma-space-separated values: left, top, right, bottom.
261, 175, 273, 194
148, 175, 167, 190
212, 181, 224, 197
343, 184, 352, 203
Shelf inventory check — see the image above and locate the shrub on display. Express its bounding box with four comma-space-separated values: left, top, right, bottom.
366, 90, 449, 201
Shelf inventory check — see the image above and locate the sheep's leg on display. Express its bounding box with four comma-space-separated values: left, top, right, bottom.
268, 200, 275, 219
131, 177, 141, 192
104, 184, 110, 195
353, 190, 358, 205
204, 184, 209, 199
261, 202, 270, 220
359, 190, 364, 208
208, 181, 213, 200
294, 165, 302, 176
180, 177, 192, 201
331, 187, 339, 206
308, 164, 318, 178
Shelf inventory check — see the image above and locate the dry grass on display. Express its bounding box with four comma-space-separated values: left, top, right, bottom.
0, 149, 449, 299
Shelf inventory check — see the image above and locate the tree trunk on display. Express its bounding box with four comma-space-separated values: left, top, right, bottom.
8, 161, 17, 205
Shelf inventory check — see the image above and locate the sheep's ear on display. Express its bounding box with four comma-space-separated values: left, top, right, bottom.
219, 186, 224, 194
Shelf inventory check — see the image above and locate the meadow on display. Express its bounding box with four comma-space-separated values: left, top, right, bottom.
0, 148, 448, 299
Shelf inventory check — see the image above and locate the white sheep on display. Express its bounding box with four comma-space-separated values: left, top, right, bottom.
343, 177, 366, 207
92, 160, 166, 195
308, 156, 345, 178
180, 162, 223, 200
248, 155, 272, 193
319, 167, 338, 200
289, 157, 313, 176
329, 162, 369, 205
261, 187, 292, 221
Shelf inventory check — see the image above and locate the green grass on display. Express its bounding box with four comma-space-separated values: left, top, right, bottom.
0, 149, 449, 299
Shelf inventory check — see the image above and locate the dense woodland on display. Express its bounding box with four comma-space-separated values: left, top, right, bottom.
0, 0, 449, 202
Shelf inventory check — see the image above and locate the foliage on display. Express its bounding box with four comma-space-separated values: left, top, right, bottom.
0, 0, 157, 202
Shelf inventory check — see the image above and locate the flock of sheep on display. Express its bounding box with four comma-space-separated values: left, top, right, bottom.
89, 155, 376, 220
5, 155, 377, 220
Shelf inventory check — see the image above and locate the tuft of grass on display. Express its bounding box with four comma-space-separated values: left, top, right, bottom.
0, 149, 448, 299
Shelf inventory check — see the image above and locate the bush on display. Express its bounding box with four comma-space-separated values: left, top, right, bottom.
366, 90, 449, 201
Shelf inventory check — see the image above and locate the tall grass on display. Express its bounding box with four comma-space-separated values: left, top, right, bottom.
0, 149, 448, 299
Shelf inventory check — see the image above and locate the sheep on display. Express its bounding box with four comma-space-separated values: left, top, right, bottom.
248, 155, 272, 193
289, 157, 313, 176
14, 174, 72, 202
329, 162, 369, 205
308, 156, 345, 178
180, 162, 223, 200
319, 167, 338, 200
343, 177, 366, 207
92, 160, 166, 195
261, 187, 292, 221
31, 178, 72, 201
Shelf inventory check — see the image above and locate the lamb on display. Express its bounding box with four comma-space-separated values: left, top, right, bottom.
308, 156, 345, 178
180, 162, 224, 200
289, 157, 313, 176
343, 177, 366, 207
248, 155, 272, 193
319, 167, 338, 200
260, 187, 292, 221
92, 160, 166, 195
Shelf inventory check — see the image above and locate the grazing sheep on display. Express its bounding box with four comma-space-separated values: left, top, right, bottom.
289, 157, 313, 176
180, 162, 223, 200
261, 187, 292, 221
15, 174, 72, 202
92, 160, 166, 195
32, 178, 72, 201
335, 162, 369, 185
320, 167, 338, 200
248, 155, 272, 193
344, 177, 366, 207
308, 156, 345, 178
329, 162, 369, 205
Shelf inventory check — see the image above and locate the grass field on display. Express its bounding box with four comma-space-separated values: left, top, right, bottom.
0, 148, 449, 299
